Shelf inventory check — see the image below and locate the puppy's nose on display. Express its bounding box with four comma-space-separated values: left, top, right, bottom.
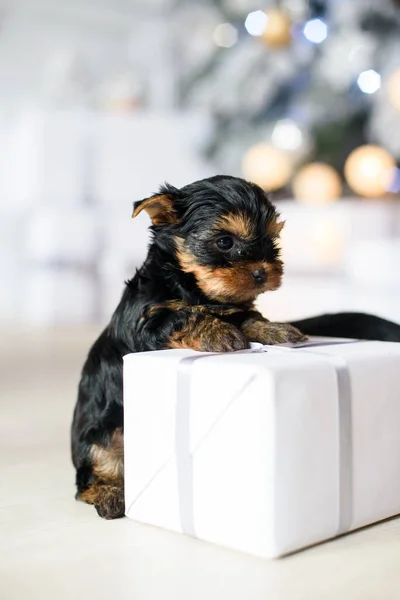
252, 268, 266, 284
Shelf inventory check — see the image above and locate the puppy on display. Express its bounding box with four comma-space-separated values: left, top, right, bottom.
71, 175, 400, 519
71, 175, 307, 519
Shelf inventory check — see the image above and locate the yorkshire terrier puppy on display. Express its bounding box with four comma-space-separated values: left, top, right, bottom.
71, 175, 400, 520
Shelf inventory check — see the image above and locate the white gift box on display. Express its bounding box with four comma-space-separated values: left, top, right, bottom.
124, 340, 400, 558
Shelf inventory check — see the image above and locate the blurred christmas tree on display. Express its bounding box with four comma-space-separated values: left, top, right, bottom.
175, 0, 400, 200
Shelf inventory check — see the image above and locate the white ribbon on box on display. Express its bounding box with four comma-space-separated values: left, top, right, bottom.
127, 339, 356, 540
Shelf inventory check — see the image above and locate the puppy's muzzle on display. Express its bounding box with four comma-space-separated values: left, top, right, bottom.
252, 268, 267, 285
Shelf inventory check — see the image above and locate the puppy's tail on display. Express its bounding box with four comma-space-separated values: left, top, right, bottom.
289, 312, 400, 342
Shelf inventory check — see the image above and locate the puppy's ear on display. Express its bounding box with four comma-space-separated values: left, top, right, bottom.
267, 218, 285, 238
132, 193, 178, 225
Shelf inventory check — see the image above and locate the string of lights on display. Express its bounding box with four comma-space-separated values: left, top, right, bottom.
177, 0, 400, 201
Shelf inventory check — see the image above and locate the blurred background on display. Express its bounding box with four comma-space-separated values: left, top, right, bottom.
1, 0, 400, 329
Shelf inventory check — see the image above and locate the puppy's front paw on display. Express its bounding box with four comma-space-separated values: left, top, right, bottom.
169, 315, 248, 352
270, 323, 308, 344
242, 319, 307, 345
201, 321, 249, 352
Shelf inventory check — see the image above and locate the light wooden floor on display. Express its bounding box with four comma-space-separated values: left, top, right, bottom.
2, 326, 400, 600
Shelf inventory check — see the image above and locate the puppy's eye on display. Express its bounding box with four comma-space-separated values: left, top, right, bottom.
216, 236, 234, 251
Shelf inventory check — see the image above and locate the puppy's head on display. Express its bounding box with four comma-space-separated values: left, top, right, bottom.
132, 175, 284, 304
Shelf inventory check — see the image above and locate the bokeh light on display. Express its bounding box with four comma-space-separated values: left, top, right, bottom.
213, 23, 238, 48
344, 145, 396, 197
357, 69, 381, 94
244, 10, 268, 36
242, 143, 293, 190
303, 18, 328, 44
293, 163, 342, 204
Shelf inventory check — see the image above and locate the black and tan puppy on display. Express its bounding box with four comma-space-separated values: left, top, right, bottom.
71, 175, 400, 520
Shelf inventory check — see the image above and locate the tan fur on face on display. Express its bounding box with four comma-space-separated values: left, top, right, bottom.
90, 428, 124, 482
175, 237, 283, 303
201, 261, 283, 302
215, 213, 254, 240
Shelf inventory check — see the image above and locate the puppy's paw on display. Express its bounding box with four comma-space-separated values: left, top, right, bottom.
242, 319, 307, 345
78, 482, 125, 519
169, 315, 248, 352
200, 321, 249, 352
270, 323, 308, 344
94, 485, 125, 520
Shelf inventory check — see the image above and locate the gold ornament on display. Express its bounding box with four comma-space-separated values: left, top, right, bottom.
387, 69, 400, 112
293, 163, 342, 204
242, 143, 293, 190
344, 145, 395, 198
261, 9, 292, 48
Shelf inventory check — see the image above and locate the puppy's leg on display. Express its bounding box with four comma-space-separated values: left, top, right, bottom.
145, 306, 248, 352
168, 312, 248, 352
240, 312, 307, 345
75, 429, 125, 520
72, 331, 127, 519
